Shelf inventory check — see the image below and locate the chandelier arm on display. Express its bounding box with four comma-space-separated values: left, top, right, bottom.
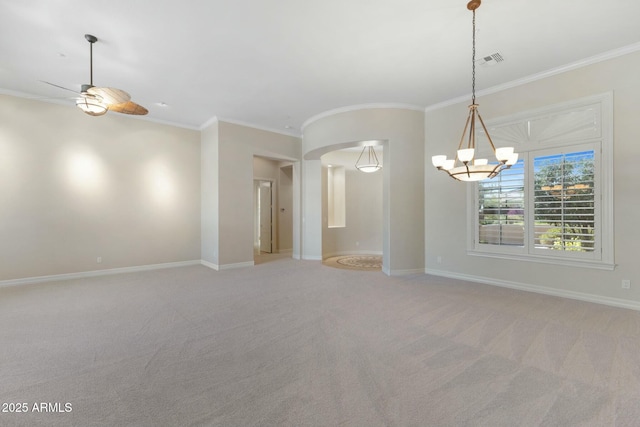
356, 146, 366, 165
371, 147, 379, 164
469, 108, 476, 151
476, 111, 498, 154
457, 107, 474, 153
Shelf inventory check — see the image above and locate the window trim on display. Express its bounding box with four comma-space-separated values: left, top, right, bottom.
467, 92, 614, 270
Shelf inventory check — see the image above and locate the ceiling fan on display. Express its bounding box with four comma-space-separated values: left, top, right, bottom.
43, 34, 148, 117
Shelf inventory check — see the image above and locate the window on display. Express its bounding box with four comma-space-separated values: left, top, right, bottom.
533, 149, 595, 254
478, 159, 525, 247
469, 93, 613, 269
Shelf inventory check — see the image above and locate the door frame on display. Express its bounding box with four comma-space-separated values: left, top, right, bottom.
254, 179, 274, 254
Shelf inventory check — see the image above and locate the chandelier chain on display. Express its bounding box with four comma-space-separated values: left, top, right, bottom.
471, 8, 476, 105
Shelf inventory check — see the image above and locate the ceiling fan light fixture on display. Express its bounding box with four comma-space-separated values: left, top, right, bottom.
43, 34, 147, 117
76, 97, 108, 116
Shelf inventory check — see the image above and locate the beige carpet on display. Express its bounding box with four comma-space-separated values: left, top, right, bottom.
1, 257, 640, 426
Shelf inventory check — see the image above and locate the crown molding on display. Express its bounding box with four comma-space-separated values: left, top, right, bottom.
126, 114, 201, 130
425, 41, 640, 113
213, 116, 302, 138
302, 103, 425, 132
6, 41, 639, 135
0, 89, 201, 130
199, 115, 219, 130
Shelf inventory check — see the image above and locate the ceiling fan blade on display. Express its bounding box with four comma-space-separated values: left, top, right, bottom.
108, 101, 148, 116
40, 80, 79, 94
87, 86, 131, 105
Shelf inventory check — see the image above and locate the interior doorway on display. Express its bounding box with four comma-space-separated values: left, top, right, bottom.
254, 180, 273, 254
253, 156, 296, 264
320, 145, 383, 261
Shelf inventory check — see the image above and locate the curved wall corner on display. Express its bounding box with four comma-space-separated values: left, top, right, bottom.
302, 107, 426, 275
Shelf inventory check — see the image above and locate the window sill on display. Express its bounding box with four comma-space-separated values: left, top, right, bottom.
467, 250, 616, 271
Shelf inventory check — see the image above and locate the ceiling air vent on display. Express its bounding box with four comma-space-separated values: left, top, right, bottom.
476, 52, 504, 67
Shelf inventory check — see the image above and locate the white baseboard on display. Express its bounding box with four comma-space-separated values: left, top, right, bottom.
302, 255, 323, 261
200, 260, 219, 271
389, 268, 425, 277
0, 260, 202, 288
426, 268, 640, 312
219, 261, 254, 270
202, 260, 255, 271
323, 253, 419, 277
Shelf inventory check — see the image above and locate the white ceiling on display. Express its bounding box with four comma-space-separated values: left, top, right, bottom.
1, 0, 639, 134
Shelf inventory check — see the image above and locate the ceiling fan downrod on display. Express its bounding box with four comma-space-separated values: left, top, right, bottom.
83, 34, 98, 93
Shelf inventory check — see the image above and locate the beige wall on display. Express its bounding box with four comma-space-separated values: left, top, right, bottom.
322, 167, 383, 257
303, 107, 425, 275
213, 121, 300, 267
0, 95, 201, 281
425, 51, 640, 306
301, 159, 323, 260
6, 49, 638, 309
278, 165, 294, 252
201, 120, 219, 266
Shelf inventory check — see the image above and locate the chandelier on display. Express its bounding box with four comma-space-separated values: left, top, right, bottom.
431, 0, 518, 182
355, 146, 382, 173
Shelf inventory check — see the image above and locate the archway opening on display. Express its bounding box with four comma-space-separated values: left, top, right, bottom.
320, 144, 384, 269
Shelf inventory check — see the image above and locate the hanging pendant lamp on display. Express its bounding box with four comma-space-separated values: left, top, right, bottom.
355, 146, 382, 173
431, 0, 518, 181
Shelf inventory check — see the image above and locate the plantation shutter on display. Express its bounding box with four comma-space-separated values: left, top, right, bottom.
533, 150, 595, 253
477, 159, 525, 247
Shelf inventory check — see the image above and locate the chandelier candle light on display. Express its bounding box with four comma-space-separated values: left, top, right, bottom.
431, 0, 518, 181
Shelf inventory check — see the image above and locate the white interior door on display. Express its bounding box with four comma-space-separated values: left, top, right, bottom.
259, 181, 272, 253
